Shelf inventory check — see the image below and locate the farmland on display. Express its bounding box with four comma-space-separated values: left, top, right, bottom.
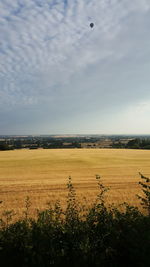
0, 148, 150, 217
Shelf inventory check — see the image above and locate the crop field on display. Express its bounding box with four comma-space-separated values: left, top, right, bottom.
0, 148, 150, 217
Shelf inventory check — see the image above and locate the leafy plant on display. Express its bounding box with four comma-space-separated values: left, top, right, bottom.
95, 174, 109, 206
65, 176, 79, 224
137, 173, 150, 216
24, 196, 32, 221
2, 210, 15, 227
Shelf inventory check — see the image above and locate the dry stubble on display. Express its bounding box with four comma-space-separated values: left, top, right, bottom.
0, 148, 150, 218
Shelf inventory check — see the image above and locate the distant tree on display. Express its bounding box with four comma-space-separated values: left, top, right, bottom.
0, 142, 9, 150
127, 138, 140, 149
14, 139, 22, 149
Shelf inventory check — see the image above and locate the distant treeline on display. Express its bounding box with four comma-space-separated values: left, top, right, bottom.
0, 139, 81, 150
0, 137, 98, 150
113, 138, 150, 149
126, 138, 150, 149
0, 174, 150, 267
1, 137, 150, 150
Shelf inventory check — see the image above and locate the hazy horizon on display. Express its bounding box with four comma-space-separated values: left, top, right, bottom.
1, 133, 150, 137
1, 0, 150, 135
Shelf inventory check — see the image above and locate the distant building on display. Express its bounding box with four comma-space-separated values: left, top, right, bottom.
119, 139, 134, 145
63, 143, 72, 146
113, 139, 134, 145
81, 139, 113, 148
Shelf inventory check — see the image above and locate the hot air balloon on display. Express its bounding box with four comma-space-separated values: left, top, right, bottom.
90, 23, 94, 28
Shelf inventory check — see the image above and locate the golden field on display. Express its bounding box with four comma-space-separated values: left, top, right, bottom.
0, 148, 150, 217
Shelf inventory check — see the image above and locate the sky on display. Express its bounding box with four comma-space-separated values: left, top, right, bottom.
0, 0, 150, 135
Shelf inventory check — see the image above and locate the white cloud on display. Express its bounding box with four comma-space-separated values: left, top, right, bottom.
0, 0, 150, 133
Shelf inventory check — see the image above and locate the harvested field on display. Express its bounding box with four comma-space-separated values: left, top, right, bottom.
0, 148, 150, 217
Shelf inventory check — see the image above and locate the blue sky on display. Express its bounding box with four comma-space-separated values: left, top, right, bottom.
0, 0, 150, 135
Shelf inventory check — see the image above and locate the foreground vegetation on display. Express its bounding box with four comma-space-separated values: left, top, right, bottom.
0, 174, 149, 267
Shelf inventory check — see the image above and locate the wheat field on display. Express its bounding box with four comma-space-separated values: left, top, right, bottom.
0, 148, 150, 217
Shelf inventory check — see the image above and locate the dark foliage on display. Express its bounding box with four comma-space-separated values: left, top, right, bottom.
126, 138, 150, 149
0, 175, 150, 267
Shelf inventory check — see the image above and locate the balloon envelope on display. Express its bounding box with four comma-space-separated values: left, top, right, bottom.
90, 23, 94, 28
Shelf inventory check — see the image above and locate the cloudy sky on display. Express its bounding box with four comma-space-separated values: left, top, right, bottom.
0, 0, 150, 135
